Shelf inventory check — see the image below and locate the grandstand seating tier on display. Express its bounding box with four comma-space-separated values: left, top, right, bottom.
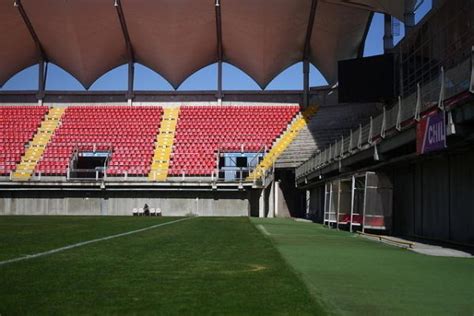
0, 106, 49, 176
2, 105, 300, 179
36, 106, 163, 176
168, 105, 299, 176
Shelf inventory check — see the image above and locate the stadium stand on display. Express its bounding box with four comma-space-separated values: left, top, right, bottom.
2, 104, 302, 179
36, 106, 163, 176
0, 106, 48, 176
12, 107, 65, 180
248, 105, 318, 180
169, 105, 299, 176
149, 107, 180, 181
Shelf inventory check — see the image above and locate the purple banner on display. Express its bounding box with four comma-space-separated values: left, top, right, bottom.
417, 111, 447, 155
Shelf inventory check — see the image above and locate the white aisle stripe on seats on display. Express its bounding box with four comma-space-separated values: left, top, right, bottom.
0, 217, 193, 267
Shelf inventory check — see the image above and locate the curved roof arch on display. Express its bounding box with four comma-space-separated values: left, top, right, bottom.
222, 62, 262, 91
0, 64, 38, 90
0, 0, 37, 87
0, 0, 408, 90
44, 62, 86, 91
264, 61, 330, 90
134, 63, 175, 91
21, 0, 128, 89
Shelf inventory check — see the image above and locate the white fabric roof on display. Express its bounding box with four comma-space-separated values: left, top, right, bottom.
0, 0, 407, 89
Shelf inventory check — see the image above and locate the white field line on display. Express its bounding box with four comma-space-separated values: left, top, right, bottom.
257, 224, 271, 236
0, 217, 192, 267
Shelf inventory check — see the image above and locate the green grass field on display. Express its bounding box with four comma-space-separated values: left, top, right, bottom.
0, 216, 323, 315
0, 216, 472, 315
253, 218, 474, 315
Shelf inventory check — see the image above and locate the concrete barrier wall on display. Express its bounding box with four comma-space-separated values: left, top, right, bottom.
0, 190, 251, 217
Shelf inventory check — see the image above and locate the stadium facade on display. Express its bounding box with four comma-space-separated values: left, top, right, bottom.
1, 0, 473, 247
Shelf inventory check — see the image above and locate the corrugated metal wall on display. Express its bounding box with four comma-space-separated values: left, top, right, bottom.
391, 149, 474, 246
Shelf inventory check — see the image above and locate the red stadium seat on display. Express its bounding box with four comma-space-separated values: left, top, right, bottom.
0, 106, 48, 175
35, 106, 163, 176
169, 105, 299, 176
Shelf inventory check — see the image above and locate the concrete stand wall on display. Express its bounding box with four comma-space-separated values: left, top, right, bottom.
0, 190, 252, 217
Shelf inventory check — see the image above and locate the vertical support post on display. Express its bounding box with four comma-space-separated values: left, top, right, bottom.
273, 180, 279, 218
127, 60, 134, 104
340, 135, 344, 157
432, 0, 442, 9
404, 0, 416, 33
362, 173, 368, 233
215, 0, 223, 105
336, 181, 340, 229
374, 144, 380, 161
303, 59, 310, 109
349, 129, 353, 153
438, 66, 445, 110
350, 175, 355, 233
396, 96, 402, 131
383, 14, 393, 52
114, 0, 135, 103
357, 124, 363, 149
37, 59, 46, 104
368, 116, 373, 145
217, 60, 223, 105
415, 83, 422, 121
380, 106, 386, 138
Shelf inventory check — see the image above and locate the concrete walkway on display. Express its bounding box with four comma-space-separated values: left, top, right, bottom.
361, 234, 473, 258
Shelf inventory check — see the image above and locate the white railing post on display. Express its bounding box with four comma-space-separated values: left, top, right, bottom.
357, 124, 363, 149
396, 96, 402, 131
349, 129, 353, 153
340, 135, 344, 157
415, 83, 421, 121
438, 66, 445, 110
380, 106, 386, 138
368, 116, 373, 145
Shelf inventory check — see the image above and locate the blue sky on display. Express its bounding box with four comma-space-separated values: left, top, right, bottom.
1, 1, 432, 91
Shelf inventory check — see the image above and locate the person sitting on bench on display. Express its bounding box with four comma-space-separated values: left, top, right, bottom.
144, 203, 150, 216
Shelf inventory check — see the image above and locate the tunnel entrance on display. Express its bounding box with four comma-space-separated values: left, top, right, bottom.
70, 151, 110, 179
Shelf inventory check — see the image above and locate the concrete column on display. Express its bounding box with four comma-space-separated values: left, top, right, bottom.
404, 0, 416, 33
259, 189, 265, 218
268, 181, 275, 218
383, 14, 393, 52
303, 59, 310, 109
268, 180, 279, 218
432, 0, 441, 9
306, 189, 310, 217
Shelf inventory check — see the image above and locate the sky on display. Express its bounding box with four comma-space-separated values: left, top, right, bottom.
1, 1, 432, 92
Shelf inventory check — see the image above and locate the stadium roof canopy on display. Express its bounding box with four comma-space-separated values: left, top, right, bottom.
0, 0, 410, 89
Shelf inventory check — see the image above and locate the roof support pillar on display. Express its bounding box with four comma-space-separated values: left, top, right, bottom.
432, 0, 442, 9
383, 14, 393, 53
303, 59, 310, 109
127, 61, 134, 102
302, 0, 318, 109
217, 60, 223, 105
404, 0, 416, 33
358, 12, 374, 57
114, 0, 135, 102
215, 0, 223, 105
14, 0, 47, 103
37, 60, 47, 103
